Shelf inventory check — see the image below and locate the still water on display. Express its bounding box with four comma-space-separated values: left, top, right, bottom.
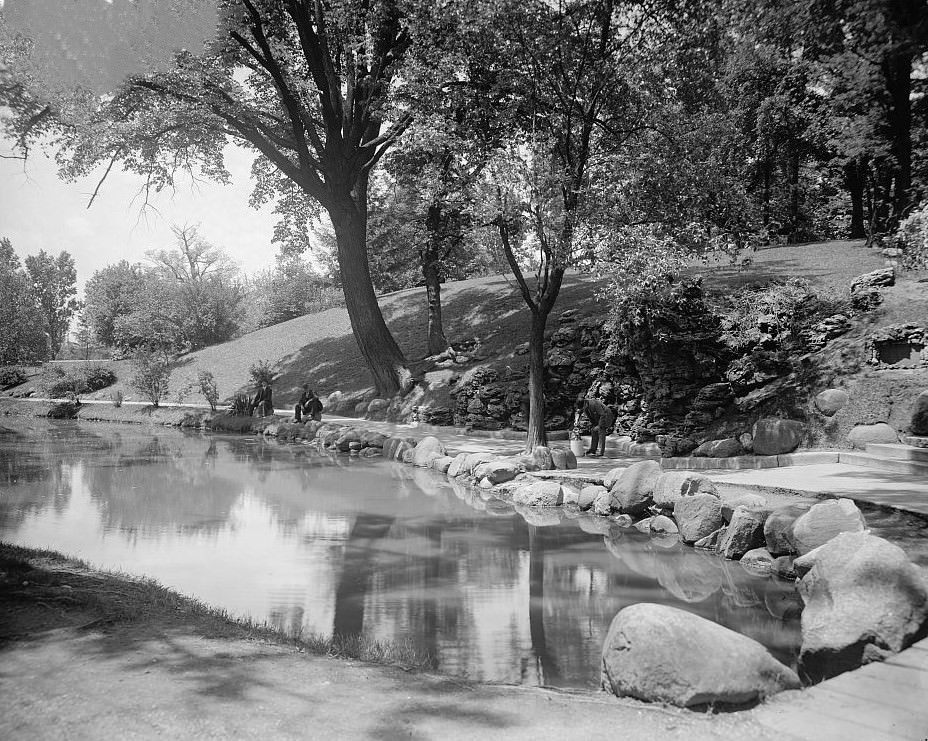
0, 419, 816, 689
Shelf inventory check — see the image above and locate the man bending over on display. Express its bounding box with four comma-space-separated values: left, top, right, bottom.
574, 394, 614, 457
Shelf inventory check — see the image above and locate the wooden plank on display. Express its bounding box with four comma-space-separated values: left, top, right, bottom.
801, 687, 921, 739
817, 673, 925, 713
756, 700, 904, 741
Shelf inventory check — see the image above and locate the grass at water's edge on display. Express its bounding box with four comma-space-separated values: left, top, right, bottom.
0, 542, 437, 672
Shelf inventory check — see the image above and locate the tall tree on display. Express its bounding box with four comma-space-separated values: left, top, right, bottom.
83, 260, 147, 348
0, 238, 48, 364
24, 249, 80, 358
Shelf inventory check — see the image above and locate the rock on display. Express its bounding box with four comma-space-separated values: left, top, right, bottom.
653, 472, 718, 510
751, 418, 804, 455
359, 430, 387, 447
348, 441, 363, 452
561, 485, 581, 506
578, 485, 605, 511
794, 532, 928, 680
850, 266, 895, 294
530, 446, 555, 471
692, 438, 742, 458
694, 527, 725, 551
392, 440, 415, 461
851, 287, 882, 311
740, 547, 775, 576
721, 493, 768, 523
814, 389, 850, 417
610, 460, 662, 515
600, 603, 800, 707
610, 514, 634, 528
738, 432, 754, 453
592, 489, 613, 516
846, 422, 898, 447
412, 436, 447, 467
550, 447, 578, 470
431, 455, 454, 474
763, 504, 811, 556
462, 452, 495, 474
912, 390, 928, 436
650, 515, 679, 535
513, 481, 564, 507
719, 506, 769, 560
788, 498, 866, 555
402, 449, 415, 464
772, 556, 798, 580
336, 428, 364, 451
674, 493, 725, 544
633, 517, 654, 534
446, 452, 470, 477
603, 467, 626, 490
473, 458, 523, 484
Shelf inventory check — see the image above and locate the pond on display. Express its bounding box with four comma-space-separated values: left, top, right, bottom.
2, 419, 923, 690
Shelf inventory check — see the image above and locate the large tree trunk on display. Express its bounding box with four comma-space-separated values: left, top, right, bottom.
844, 159, 867, 239
525, 308, 549, 452
422, 257, 450, 356
885, 51, 913, 220
327, 197, 412, 397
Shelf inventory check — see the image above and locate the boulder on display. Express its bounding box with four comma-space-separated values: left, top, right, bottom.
513, 481, 564, 507
336, 428, 364, 451
601, 603, 801, 707
653, 472, 718, 510
359, 430, 388, 448
561, 485, 581, 506
610, 460, 662, 516
850, 266, 895, 294
694, 527, 726, 551
649, 515, 679, 535
530, 446, 556, 471
692, 438, 742, 458
738, 432, 754, 453
788, 498, 865, 556
721, 493, 768, 523
674, 493, 725, 544
633, 517, 654, 534
740, 547, 775, 576
719, 506, 769, 560
751, 418, 804, 455
431, 455, 455, 474
550, 447, 578, 470
462, 452, 495, 474
473, 458, 523, 484
402, 449, 415, 464
763, 504, 811, 556
413, 436, 447, 467
814, 389, 850, 417
578, 485, 606, 511
794, 532, 928, 680
592, 489, 613, 516
392, 440, 415, 461
846, 422, 898, 447
446, 452, 470, 478
603, 466, 626, 490
912, 390, 928, 436
771, 556, 798, 581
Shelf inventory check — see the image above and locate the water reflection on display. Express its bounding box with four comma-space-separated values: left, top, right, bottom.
0, 419, 811, 689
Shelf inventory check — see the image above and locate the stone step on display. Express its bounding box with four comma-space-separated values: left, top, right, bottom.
865, 443, 928, 463
839, 451, 928, 475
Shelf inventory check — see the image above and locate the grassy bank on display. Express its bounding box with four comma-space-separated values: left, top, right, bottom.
0, 542, 435, 671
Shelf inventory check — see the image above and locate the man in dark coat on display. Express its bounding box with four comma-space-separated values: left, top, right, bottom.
294, 385, 323, 422
574, 393, 614, 457
252, 380, 273, 417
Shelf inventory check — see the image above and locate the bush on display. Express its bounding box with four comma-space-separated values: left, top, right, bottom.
41, 364, 117, 399
130, 351, 172, 407
229, 392, 253, 416
895, 202, 928, 270
197, 370, 220, 411
0, 366, 27, 390
248, 359, 275, 387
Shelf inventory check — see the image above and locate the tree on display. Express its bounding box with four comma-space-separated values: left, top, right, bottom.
24, 249, 80, 358
83, 260, 147, 348
2, 0, 422, 396
0, 238, 47, 364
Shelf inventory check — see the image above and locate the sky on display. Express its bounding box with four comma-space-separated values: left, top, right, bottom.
0, 0, 283, 294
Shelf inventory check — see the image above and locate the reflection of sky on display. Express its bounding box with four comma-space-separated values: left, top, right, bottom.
0, 421, 809, 689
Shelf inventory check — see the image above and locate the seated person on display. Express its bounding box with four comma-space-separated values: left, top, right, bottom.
574, 393, 614, 457
294, 385, 323, 422
251, 380, 273, 417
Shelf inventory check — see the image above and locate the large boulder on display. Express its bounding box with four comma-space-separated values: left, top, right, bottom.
578, 485, 606, 511
719, 506, 769, 560
814, 389, 849, 417
610, 460, 662, 516
794, 531, 928, 680
601, 603, 800, 708
850, 266, 895, 294
720, 493, 768, 523
674, 493, 725, 544
412, 436, 447, 467
462, 452, 495, 474
653, 472, 717, 510
530, 446, 556, 471
513, 481, 564, 507
649, 515, 679, 535
847, 422, 898, 447
473, 458, 523, 484
692, 438, 742, 458
603, 466, 626, 490
763, 504, 811, 556
751, 418, 804, 455
550, 447, 578, 470
446, 452, 470, 478
788, 498, 866, 555
912, 390, 928, 436
359, 430, 388, 448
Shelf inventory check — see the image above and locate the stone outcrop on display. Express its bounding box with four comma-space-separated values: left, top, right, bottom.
719, 506, 769, 559
674, 493, 724, 544
601, 603, 800, 707
850, 267, 894, 294
513, 481, 564, 507
610, 460, 662, 515
794, 532, 928, 681
472, 458, 523, 484
751, 418, 804, 455
788, 498, 866, 556
847, 422, 898, 447
652, 472, 717, 510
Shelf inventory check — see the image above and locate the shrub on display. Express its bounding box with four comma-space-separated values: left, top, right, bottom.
198, 370, 220, 411
130, 351, 172, 407
82, 365, 117, 392
229, 392, 253, 416
248, 359, 275, 387
0, 366, 27, 389
895, 201, 928, 270
41, 364, 117, 399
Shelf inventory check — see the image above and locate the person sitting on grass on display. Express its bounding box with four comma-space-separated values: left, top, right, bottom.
251, 380, 274, 418
294, 385, 323, 423
574, 393, 614, 457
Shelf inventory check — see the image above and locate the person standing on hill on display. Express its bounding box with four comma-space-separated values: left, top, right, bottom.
252, 380, 274, 417
574, 393, 614, 457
